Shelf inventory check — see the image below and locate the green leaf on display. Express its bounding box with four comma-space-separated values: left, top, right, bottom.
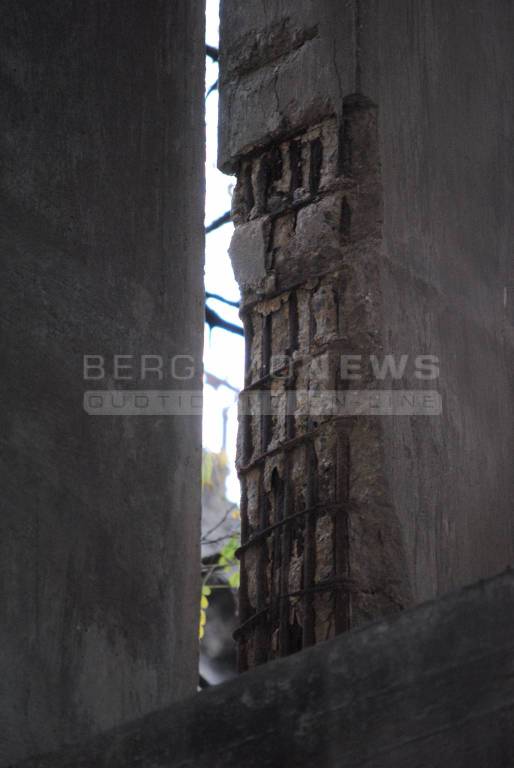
217, 533, 240, 589
228, 569, 240, 589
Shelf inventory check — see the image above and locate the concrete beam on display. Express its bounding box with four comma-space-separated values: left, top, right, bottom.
15, 570, 514, 767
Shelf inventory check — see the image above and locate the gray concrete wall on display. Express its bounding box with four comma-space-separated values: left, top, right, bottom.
0, 2, 204, 764
14, 570, 514, 768
356, 0, 514, 601
219, 0, 514, 648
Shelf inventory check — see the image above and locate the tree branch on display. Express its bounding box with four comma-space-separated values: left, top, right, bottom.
205, 210, 231, 234
206, 45, 219, 61
206, 292, 240, 308
205, 306, 244, 336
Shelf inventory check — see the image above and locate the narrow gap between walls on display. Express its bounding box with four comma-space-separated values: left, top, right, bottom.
199, 0, 243, 688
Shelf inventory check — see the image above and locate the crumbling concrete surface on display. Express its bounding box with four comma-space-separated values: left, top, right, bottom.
219, 0, 514, 669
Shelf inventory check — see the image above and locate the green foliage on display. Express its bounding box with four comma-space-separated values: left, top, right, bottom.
199, 534, 240, 641
218, 534, 240, 589
199, 584, 211, 639
200, 450, 240, 642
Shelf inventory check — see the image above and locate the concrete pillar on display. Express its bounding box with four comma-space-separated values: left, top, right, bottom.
219, 0, 514, 668
0, 2, 204, 764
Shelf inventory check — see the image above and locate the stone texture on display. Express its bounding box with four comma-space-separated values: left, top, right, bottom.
0, 2, 204, 765
13, 571, 514, 768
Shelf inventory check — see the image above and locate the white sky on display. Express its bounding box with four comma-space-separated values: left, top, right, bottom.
203, 0, 243, 502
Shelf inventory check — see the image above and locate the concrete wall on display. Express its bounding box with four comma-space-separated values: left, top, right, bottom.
219, 0, 514, 663
356, 0, 514, 601
14, 571, 514, 768
0, 2, 204, 764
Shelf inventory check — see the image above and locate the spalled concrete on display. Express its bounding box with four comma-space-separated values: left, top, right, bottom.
219, 0, 514, 665
0, 2, 204, 764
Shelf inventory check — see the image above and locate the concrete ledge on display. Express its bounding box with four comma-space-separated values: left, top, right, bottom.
15, 571, 514, 767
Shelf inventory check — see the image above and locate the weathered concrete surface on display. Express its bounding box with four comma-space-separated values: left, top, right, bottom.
355, 0, 514, 602
14, 571, 514, 767
0, 2, 204, 765
219, 0, 514, 662
218, 0, 355, 173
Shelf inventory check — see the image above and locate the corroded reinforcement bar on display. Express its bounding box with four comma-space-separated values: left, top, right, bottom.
229, 100, 388, 668
14, 571, 514, 768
